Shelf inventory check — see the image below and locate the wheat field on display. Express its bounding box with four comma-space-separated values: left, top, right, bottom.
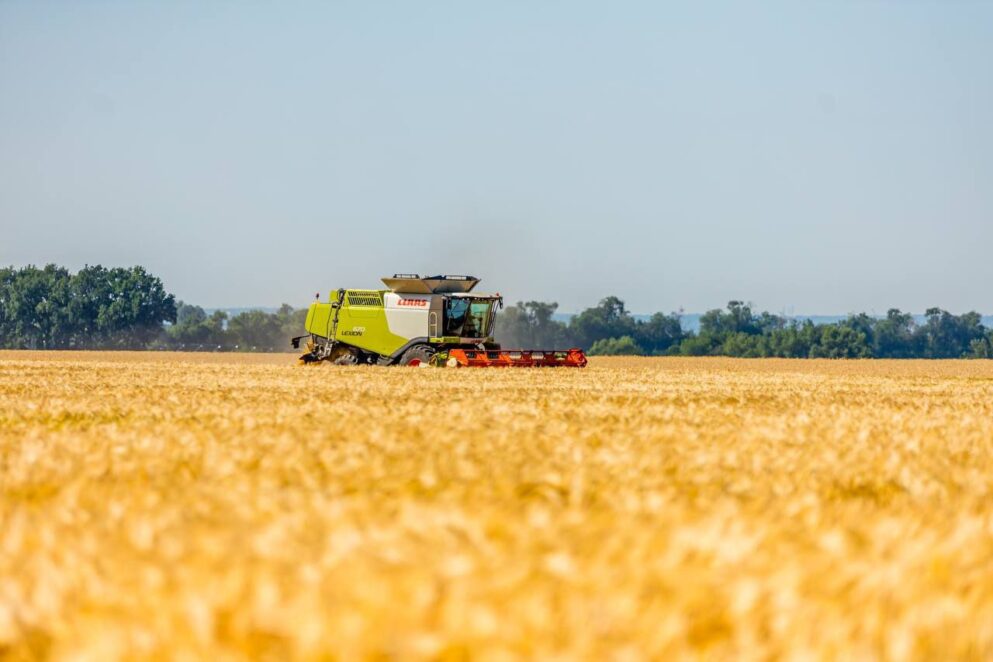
1, 351, 992, 660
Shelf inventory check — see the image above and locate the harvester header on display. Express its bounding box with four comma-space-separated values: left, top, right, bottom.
292, 274, 587, 368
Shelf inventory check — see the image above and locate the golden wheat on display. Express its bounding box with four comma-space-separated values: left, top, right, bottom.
2, 351, 993, 660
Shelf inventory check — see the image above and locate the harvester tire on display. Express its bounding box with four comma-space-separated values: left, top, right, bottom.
399, 344, 435, 367
328, 346, 360, 365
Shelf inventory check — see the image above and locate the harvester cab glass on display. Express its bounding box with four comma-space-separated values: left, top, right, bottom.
444, 298, 494, 338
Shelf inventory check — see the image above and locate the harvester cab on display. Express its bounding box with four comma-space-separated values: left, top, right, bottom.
293, 274, 586, 368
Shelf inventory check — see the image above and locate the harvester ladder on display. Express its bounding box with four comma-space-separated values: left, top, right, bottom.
320, 288, 346, 360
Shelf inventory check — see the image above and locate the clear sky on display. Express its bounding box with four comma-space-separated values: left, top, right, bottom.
2, 1, 991, 314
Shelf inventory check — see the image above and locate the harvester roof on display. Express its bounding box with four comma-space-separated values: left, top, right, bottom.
381, 274, 480, 294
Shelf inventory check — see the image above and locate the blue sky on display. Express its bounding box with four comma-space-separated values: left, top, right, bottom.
2, 1, 991, 313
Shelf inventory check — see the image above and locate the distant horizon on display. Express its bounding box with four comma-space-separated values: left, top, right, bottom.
198, 303, 993, 336
7, 261, 988, 318
200, 304, 993, 320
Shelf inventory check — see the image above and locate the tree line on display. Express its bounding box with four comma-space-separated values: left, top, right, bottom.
0, 265, 302, 352
494, 298, 993, 359
3, 264, 992, 358
165, 302, 306, 352
0, 264, 176, 349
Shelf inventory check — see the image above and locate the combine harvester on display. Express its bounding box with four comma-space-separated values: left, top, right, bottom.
293, 274, 587, 368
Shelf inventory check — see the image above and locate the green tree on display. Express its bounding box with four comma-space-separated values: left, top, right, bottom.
763, 322, 816, 358
917, 308, 986, 358
0, 265, 73, 348
65, 265, 113, 345
588, 335, 644, 356
720, 332, 765, 358
841, 313, 876, 350
568, 296, 636, 349
177, 302, 207, 326
873, 309, 916, 358
687, 301, 781, 356
276, 303, 309, 350
677, 334, 715, 356
166, 303, 229, 349
968, 334, 993, 359
810, 325, 871, 358
634, 312, 685, 355
227, 310, 282, 351
95, 266, 176, 348
494, 301, 568, 348
0, 264, 176, 349
700, 301, 762, 337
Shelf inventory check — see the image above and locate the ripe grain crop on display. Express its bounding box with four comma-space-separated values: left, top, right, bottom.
2, 352, 993, 660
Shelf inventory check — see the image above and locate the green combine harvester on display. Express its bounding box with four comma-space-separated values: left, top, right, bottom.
292, 274, 587, 367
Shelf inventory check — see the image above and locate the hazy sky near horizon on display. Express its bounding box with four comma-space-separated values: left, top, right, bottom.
2, 2, 991, 314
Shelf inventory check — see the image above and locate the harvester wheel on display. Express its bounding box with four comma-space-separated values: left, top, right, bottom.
399, 344, 436, 367
328, 346, 360, 365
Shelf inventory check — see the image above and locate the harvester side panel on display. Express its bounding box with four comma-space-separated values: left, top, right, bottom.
382, 292, 432, 340
304, 290, 411, 357
305, 302, 333, 338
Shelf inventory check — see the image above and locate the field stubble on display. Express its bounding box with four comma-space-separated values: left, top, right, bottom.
1, 352, 993, 660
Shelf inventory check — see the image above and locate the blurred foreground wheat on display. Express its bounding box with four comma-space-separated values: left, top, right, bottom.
2, 352, 993, 660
